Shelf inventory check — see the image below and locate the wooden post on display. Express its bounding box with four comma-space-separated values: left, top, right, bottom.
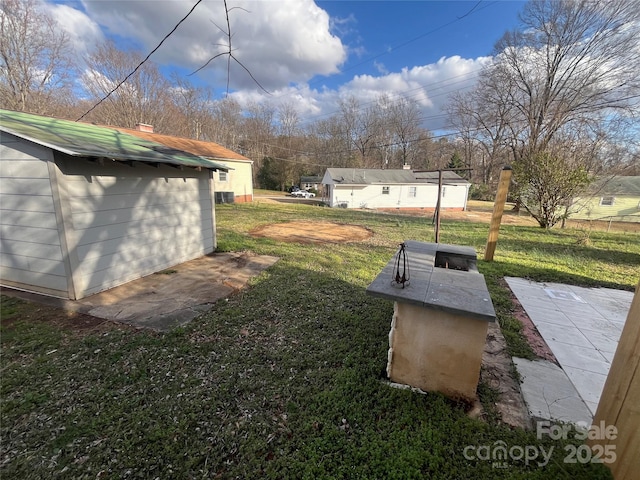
484, 166, 512, 262
588, 281, 640, 479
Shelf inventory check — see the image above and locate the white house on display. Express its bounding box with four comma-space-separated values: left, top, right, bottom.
322, 168, 470, 211
0, 109, 230, 300
212, 159, 253, 203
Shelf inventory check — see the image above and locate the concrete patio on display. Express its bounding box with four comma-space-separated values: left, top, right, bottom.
1, 252, 279, 331
505, 277, 634, 425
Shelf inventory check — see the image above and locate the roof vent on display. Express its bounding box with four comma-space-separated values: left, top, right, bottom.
135, 123, 154, 133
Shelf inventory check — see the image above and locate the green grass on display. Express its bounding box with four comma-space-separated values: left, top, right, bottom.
2, 202, 637, 479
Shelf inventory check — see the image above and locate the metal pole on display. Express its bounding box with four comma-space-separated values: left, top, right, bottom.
435, 170, 443, 243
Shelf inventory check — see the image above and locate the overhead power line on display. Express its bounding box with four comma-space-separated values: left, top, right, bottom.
76, 0, 204, 122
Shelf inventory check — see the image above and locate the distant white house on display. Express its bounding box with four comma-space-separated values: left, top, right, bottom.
300, 175, 323, 192
322, 168, 470, 210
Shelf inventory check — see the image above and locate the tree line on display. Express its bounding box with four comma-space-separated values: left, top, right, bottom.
2, 0, 638, 228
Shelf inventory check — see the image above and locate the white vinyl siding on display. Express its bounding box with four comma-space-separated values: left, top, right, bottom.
329, 183, 469, 209
0, 135, 68, 297
212, 159, 253, 202
55, 157, 214, 298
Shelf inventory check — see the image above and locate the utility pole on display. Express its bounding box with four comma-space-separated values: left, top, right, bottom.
417, 168, 472, 244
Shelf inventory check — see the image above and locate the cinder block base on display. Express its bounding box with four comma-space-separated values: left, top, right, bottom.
387, 301, 489, 401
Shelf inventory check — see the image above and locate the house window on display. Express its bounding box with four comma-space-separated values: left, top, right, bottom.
600, 196, 614, 206
382, 186, 390, 195
408, 186, 417, 198
219, 171, 227, 182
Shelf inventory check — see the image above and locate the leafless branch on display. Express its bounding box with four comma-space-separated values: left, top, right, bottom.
188, 0, 270, 96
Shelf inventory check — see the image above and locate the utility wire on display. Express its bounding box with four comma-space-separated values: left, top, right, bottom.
76, 0, 204, 122
312, 1, 496, 84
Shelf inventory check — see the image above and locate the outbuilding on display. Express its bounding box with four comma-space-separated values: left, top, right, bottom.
322, 168, 470, 211
0, 109, 229, 300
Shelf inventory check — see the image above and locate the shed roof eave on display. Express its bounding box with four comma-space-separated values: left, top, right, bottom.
1, 125, 228, 171
1, 126, 79, 156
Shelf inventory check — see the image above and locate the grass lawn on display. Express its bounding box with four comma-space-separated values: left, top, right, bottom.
2, 202, 638, 479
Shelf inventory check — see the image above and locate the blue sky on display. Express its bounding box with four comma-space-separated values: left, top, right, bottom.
317, 1, 525, 84
48, 0, 528, 130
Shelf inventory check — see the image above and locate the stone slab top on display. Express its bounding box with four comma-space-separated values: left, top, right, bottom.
366, 241, 496, 322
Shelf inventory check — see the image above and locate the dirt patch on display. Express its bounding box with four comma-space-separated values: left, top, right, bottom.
481, 321, 531, 429
250, 221, 373, 244
403, 207, 640, 232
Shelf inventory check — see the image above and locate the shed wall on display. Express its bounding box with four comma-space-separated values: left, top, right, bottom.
54, 156, 215, 298
0, 134, 69, 297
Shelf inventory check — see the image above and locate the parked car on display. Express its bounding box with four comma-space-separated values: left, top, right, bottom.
288, 185, 300, 193
290, 190, 316, 198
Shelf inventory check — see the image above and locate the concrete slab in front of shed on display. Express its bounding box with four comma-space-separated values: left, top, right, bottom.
77, 252, 279, 330
513, 357, 592, 426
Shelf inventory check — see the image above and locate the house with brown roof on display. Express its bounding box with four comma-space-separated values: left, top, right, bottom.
120, 124, 254, 203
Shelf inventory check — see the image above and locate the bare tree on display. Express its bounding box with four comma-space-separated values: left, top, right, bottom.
448, 77, 514, 186
307, 116, 352, 167
0, 0, 76, 115
339, 96, 381, 167
449, 0, 640, 228
386, 95, 422, 168
277, 101, 301, 140
168, 74, 214, 140
82, 41, 172, 130
496, 0, 639, 160
210, 96, 243, 148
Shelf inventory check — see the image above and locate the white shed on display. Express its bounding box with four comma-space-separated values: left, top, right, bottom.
0, 109, 229, 300
322, 168, 470, 211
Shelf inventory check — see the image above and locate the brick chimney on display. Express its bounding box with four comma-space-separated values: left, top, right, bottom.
135, 123, 154, 133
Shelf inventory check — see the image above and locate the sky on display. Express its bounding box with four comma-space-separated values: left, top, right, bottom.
46, 0, 528, 131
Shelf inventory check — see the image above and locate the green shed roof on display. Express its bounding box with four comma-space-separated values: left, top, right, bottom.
0, 109, 228, 171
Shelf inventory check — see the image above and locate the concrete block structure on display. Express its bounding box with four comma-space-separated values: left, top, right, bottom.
367, 241, 495, 401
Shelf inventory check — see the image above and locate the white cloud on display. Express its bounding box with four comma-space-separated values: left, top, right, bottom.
373, 60, 388, 74
50, 1, 492, 131
46, 2, 104, 58
230, 55, 492, 131
78, 0, 347, 91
